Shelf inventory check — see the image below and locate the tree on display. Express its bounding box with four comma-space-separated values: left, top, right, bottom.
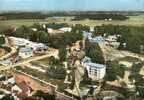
1, 94, 15, 100
33, 90, 55, 100
85, 40, 105, 64
0, 36, 5, 44
59, 47, 67, 61
47, 64, 66, 80
38, 31, 49, 43
72, 24, 90, 33
105, 60, 125, 81
31, 23, 44, 31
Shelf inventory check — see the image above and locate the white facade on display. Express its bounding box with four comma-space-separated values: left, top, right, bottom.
19, 47, 33, 59
59, 27, 72, 32
47, 28, 54, 33
90, 36, 105, 44
27, 42, 48, 51
9, 37, 29, 46
83, 31, 92, 39
12, 85, 22, 93
82, 57, 106, 80
31, 28, 37, 31
105, 35, 118, 42
9, 37, 48, 51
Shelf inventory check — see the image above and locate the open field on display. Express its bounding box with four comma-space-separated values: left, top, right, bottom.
0, 19, 44, 27
0, 14, 144, 29
62, 14, 144, 27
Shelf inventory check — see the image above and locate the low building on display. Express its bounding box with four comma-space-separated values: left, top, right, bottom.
9, 37, 29, 47
19, 47, 33, 59
31, 28, 37, 32
9, 37, 48, 51
0, 59, 12, 66
89, 36, 105, 44
83, 31, 92, 39
105, 35, 118, 43
47, 28, 64, 34
11, 81, 31, 99
82, 57, 106, 80
27, 42, 48, 51
105, 35, 120, 48
59, 27, 72, 32
3, 77, 15, 85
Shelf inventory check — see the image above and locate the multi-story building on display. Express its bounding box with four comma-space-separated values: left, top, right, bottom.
82, 57, 106, 80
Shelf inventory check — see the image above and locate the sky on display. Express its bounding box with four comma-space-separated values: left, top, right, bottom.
0, 0, 144, 11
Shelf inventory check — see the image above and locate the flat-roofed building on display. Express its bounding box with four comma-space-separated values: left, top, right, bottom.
19, 47, 33, 59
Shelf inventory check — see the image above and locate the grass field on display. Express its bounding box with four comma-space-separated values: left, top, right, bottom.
0, 14, 144, 29
63, 14, 144, 28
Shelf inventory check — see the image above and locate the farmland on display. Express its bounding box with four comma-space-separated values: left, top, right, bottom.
0, 14, 144, 29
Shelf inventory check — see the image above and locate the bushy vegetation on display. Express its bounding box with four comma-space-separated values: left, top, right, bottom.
48, 31, 83, 48
59, 47, 67, 61
72, 24, 90, 32
85, 40, 105, 64
33, 90, 55, 100
0, 46, 11, 52
1, 94, 15, 100
6, 23, 83, 49
47, 57, 66, 80
46, 23, 69, 29
128, 62, 144, 98
47, 64, 66, 80
0, 12, 130, 20
0, 36, 5, 44
105, 60, 125, 81
73, 13, 128, 20
0, 12, 48, 20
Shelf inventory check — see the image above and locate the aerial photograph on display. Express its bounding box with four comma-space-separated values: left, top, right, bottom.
0, 0, 144, 100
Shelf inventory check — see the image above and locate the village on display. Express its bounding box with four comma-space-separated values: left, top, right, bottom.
0, 22, 143, 100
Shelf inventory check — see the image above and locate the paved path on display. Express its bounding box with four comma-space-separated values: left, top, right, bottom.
0, 48, 58, 71
24, 63, 46, 73
100, 44, 144, 61
0, 47, 17, 60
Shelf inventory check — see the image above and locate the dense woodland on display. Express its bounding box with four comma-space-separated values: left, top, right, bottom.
85, 40, 105, 64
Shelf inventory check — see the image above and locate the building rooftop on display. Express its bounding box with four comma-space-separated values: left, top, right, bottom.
90, 36, 105, 43
19, 47, 32, 53
85, 62, 105, 68
0, 59, 12, 66
82, 56, 105, 68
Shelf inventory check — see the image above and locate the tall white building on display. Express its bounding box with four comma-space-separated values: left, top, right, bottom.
82, 57, 106, 80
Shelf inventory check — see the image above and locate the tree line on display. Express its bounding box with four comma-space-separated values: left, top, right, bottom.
72, 13, 129, 21
0, 12, 129, 20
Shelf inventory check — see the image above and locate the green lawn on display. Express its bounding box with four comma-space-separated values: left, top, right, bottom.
35, 57, 50, 65
0, 19, 44, 27
119, 56, 141, 62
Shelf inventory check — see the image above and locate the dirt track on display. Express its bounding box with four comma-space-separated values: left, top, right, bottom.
0, 48, 5, 57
